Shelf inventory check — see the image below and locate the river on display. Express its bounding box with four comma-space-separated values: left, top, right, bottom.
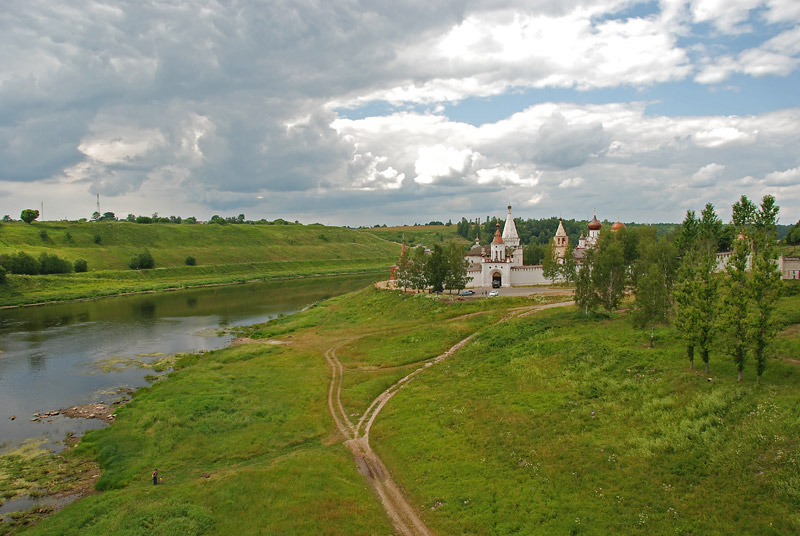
0, 274, 380, 453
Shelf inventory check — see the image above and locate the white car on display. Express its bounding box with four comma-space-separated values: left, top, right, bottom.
488, 290, 499, 297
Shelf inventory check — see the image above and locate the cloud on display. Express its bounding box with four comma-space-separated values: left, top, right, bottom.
763, 166, 800, 186
559, 177, 585, 188
414, 145, 482, 185
695, 26, 800, 84
691, 163, 726, 187
693, 127, 757, 148
1, 1, 799, 224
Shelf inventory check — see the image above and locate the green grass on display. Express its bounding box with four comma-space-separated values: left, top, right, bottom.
20, 341, 393, 535
11, 286, 798, 535
371, 294, 800, 535
0, 222, 400, 305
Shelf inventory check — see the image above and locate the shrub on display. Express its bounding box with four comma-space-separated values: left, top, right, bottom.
74, 259, 88, 273
38, 252, 72, 274
65, 232, 73, 242
0, 251, 40, 274
185, 256, 197, 266
93, 234, 102, 244
129, 250, 155, 270
20, 209, 39, 224
0, 265, 6, 284
39, 229, 49, 240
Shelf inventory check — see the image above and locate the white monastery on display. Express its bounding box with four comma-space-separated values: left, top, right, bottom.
391, 205, 800, 288
463, 205, 550, 288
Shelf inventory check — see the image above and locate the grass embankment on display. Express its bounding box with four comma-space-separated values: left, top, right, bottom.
0, 222, 399, 306
372, 288, 800, 535
12, 289, 530, 535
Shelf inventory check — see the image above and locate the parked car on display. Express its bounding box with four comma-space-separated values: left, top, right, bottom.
489, 290, 499, 297
458, 290, 474, 296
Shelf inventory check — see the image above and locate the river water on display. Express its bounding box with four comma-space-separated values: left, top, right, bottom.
0, 274, 380, 452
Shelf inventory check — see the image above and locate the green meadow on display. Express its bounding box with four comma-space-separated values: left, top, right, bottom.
372, 289, 800, 535
5, 285, 800, 535
0, 222, 399, 306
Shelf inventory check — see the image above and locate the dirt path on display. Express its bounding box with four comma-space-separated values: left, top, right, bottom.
324, 300, 574, 536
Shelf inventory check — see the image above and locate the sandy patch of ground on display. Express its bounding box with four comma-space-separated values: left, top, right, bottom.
229, 337, 292, 347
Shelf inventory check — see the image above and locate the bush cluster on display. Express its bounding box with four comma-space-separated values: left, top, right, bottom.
0, 251, 74, 275
128, 250, 155, 270
74, 259, 88, 272
185, 256, 196, 266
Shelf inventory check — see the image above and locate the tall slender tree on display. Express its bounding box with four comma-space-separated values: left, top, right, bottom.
749, 195, 782, 380
720, 236, 750, 381
633, 236, 677, 347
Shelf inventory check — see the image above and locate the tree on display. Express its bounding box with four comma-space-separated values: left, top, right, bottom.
542, 242, 561, 282
591, 232, 627, 317
720, 236, 750, 381
673, 250, 699, 368
559, 246, 577, 284
674, 207, 720, 372
424, 244, 448, 292
675, 210, 698, 255
574, 251, 595, 315
632, 237, 677, 347
0, 251, 40, 274
444, 242, 469, 293
408, 246, 427, 291
396, 244, 411, 290
749, 195, 782, 380
20, 209, 39, 224
38, 252, 72, 274
698, 203, 723, 252
732, 195, 757, 233
128, 250, 155, 270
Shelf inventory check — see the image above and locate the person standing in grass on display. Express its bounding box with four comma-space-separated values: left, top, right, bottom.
152, 469, 159, 485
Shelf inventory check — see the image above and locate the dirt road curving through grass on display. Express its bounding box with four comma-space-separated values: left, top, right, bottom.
325, 300, 574, 535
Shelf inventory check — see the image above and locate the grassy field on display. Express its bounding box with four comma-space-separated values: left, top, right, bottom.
0, 222, 400, 306
371, 289, 800, 535
10, 289, 530, 535
6, 285, 799, 535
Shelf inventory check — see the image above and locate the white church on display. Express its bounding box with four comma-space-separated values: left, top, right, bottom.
463, 205, 552, 288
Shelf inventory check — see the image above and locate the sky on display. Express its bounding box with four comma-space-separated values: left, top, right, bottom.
1, 0, 799, 227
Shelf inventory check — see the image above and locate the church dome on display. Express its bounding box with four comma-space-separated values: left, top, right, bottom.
611, 220, 626, 231
588, 214, 602, 231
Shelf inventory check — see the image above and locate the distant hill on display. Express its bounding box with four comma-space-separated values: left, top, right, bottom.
0, 221, 400, 305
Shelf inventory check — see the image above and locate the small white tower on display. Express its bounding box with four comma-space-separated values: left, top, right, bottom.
491, 223, 506, 262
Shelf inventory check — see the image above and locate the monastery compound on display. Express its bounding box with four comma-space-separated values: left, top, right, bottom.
460, 205, 799, 288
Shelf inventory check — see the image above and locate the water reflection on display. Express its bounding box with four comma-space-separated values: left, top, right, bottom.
0, 273, 380, 452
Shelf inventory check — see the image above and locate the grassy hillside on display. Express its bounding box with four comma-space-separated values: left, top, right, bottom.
0, 222, 400, 306
358, 224, 468, 247
8, 285, 799, 535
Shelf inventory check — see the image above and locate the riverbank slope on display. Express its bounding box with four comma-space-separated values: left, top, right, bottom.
0, 222, 399, 306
